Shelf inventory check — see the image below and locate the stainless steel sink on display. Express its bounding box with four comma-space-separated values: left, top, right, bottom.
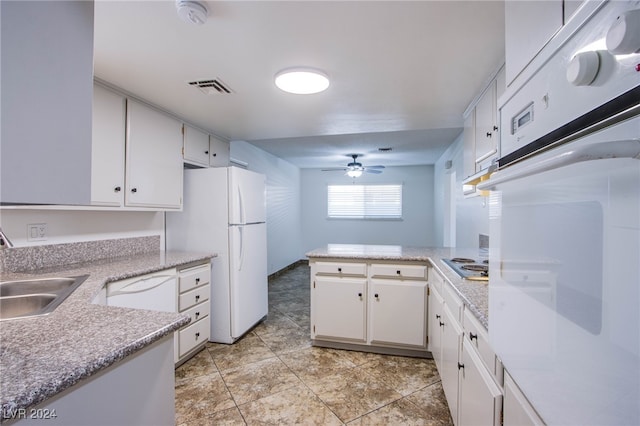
0, 275, 89, 320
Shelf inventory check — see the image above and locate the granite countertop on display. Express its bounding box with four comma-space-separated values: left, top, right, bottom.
306, 244, 489, 330
0, 250, 214, 420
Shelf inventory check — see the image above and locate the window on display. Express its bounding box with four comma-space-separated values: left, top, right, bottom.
327, 184, 402, 219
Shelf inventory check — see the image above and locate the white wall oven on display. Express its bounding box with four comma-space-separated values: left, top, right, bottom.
479, 1, 640, 425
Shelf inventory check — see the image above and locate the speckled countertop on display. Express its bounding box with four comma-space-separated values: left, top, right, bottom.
0, 251, 214, 420
305, 244, 489, 329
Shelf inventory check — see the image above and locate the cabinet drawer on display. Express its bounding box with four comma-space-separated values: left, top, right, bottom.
179, 264, 210, 293
463, 308, 496, 376
179, 284, 209, 311
314, 261, 367, 276
178, 317, 210, 357
429, 268, 444, 294
443, 283, 463, 323
370, 264, 427, 280
182, 299, 210, 323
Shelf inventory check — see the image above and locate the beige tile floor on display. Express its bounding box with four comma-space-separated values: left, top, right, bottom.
175, 263, 453, 425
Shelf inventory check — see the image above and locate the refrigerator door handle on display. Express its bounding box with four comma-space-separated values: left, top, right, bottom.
238, 226, 244, 271
238, 186, 245, 225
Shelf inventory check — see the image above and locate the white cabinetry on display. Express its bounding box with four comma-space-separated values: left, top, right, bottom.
310, 259, 428, 355
463, 111, 476, 182
175, 262, 211, 365
313, 275, 367, 343
183, 125, 211, 167
505, 0, 563, 85
92, 85, 125, 206
1, 1, 94, 205
428, 267, 503, 426
503, 371, 545, 426
474, 80, 498, 168
209, 135, 231, 167
125, 100, 183, 209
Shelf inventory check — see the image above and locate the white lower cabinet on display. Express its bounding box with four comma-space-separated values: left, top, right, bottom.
175, 262, 211, 365
459, 339, 503, 426
428, 267, 503, 426
369, 279, 427, 348
310, 259, 428, 354
312, 275, 367, 342
503, 371, 545, 426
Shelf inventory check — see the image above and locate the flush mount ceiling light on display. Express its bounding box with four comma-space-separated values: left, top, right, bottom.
274, 68, 330, 94
176, 1, 208, 25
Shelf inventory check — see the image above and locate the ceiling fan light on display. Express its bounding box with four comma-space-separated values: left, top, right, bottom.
347, 169, 363, 178
275, 68, 329, 94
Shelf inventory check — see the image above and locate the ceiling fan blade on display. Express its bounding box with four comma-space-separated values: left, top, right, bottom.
321, 168, 348, 171
364, 168, 383, 174
366, 165, 385, 169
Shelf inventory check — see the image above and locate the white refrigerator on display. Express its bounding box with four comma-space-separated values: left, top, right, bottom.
166, 167, 268, 344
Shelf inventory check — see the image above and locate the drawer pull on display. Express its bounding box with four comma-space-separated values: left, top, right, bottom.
195, 332, 200, 339
358, 293, 362, 297
469, 332, 478, 341
195, 312, 200, 318
374, 293, 379, 300
458, 362, 465, 371
396, 270, 401, 275
195, 278, 200, 284
338, 267, 342, 272
195, 295, 200, 302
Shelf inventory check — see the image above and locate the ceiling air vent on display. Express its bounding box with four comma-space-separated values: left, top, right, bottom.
188, 78, 234, 95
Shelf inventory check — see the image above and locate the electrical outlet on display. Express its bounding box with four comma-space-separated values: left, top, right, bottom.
27, 223, 47, 242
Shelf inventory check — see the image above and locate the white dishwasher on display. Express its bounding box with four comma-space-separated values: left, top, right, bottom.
106, 268, 177, 312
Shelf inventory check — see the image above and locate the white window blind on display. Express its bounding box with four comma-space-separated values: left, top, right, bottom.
327, 184, 402, 219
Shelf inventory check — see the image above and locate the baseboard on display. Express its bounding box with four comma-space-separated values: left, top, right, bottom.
268, 259, 309, 281
312, 339, 432, 359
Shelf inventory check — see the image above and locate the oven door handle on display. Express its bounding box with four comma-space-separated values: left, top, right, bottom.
478, 139, 640, 190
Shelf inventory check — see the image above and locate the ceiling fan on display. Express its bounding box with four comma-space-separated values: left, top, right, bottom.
321, 154, 385, 177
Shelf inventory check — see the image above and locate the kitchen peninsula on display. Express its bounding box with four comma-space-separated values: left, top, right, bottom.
307, 244, 502, 425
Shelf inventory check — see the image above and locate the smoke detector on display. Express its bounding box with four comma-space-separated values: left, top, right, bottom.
176, 1, 208, 25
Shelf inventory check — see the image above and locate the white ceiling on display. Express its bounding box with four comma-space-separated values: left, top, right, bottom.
94, 1, 505, 169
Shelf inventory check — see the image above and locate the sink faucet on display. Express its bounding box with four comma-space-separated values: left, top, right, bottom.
0, 227, 14, 248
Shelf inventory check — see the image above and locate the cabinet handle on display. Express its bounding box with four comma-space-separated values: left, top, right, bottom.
114, 186, 121, 193
195, 332, 200, 339
212, 153, 217, 157
195, 312, 200, 318
486, 132, 493, 138
374, 293, 379, 300
131, 188, 138, 193
195, 295, 200, 301
195, 278, 200, 284
435, 314, 441, 320
358, 292, 362, 297
396, 270, 401, 275
493, 125, 499, 131
205, 150, 209, 154
338, 267, 342, 272
439, 321, 445, 327
469, 332, 478, 341
458, 362, 465, 371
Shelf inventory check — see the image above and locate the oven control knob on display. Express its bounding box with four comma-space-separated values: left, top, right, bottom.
606, 9, 640, 55
566, 51, 600, 86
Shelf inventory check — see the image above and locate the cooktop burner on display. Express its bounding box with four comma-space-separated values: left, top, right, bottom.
442, 258, 489, 281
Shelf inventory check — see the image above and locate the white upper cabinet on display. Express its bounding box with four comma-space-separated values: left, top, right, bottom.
209, 135, 231, 167
125, 100, 183, 209
183, 125, 210, 167
474, 80, 498, 167
92, 85, 125, 206
505, 0, 563, 86
0, 1, 94, 205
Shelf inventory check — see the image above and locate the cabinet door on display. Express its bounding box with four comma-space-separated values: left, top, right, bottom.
463, 110, 476, 179
125, 100, 183, 208
312, 276, 366, 343
183, 125, 210, 167
440, 303, 463, 424
474, 80, 497, 165
92, 84, 125, 206
503, 372, 545, 426
458, 339, 503, 426
505, 0, 563, 84
209, 135, 230, 167
428, 284, 444, 366
369, 279, 427, 348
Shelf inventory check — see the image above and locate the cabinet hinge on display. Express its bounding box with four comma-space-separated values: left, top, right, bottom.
313, 281, 315, 289
181, 126, 185, 135
181, 147, 184, 156
426, 335, 429, 345
427, 287, 430, 296
313, 325, 315, 333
